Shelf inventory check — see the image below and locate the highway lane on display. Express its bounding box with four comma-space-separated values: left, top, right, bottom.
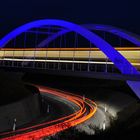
40, 91, 80, 119
0, 87, 79, 138
0, 85, 97, 140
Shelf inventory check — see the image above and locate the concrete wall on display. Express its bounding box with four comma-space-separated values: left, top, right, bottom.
0, 93, 41, 132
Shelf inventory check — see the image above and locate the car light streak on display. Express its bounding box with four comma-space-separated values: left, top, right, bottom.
0, 85, 97, 140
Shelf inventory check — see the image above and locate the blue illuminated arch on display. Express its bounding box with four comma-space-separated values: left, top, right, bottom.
0, 19, 138, 75
38, 24, 140, 47
84, 24, 140, 46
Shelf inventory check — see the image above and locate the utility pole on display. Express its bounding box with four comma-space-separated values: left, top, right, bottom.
12, 118, 17, 131
47, 105, 50, 113
83, 94, 85, 101
104, 104, 107, 112
102, 120, 106, 131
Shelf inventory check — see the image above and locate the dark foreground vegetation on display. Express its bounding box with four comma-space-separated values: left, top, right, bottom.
0, 71, 36, 105
45, 119, 140, 140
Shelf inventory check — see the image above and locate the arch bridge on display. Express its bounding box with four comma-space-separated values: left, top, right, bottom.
0, 19, 140, 98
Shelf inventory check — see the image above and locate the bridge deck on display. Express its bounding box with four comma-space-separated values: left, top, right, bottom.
0, 48, 140, 69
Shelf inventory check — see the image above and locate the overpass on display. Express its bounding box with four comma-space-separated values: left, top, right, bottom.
0, 19, 140, 98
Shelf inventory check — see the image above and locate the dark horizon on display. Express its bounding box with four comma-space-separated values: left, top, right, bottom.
0, 0, 140, 37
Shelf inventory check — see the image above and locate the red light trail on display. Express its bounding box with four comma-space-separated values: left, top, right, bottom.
0, 85, 97, 140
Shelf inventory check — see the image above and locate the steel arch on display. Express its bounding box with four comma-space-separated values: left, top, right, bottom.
38, 24, 140, 47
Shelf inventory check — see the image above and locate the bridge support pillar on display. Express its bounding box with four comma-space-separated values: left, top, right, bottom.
127, 80, 140, 99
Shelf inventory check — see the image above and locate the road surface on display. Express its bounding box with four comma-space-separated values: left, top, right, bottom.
0, 85, 97, 140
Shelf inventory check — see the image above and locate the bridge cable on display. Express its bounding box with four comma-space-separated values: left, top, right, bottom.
58, 32, 62, 70
72, 33, 78, 71
88, 41, 92, 72
45, 26, 50, 69
23, 32, 27, 68
34, 28, 39, 68
12, 37, 16, 67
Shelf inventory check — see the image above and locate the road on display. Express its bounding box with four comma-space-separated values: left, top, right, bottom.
0, 85, 97, 140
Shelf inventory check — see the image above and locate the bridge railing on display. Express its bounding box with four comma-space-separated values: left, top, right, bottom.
0, 58, 120, 74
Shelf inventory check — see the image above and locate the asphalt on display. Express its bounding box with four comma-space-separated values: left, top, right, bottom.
41, 91, 80, 120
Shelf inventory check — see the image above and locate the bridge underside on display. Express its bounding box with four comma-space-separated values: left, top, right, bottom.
1, 62, 140, 98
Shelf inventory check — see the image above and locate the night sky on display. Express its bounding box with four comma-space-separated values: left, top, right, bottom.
0, 0, 140, 37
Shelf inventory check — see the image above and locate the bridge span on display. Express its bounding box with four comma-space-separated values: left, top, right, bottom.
0, 19, 140, 98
